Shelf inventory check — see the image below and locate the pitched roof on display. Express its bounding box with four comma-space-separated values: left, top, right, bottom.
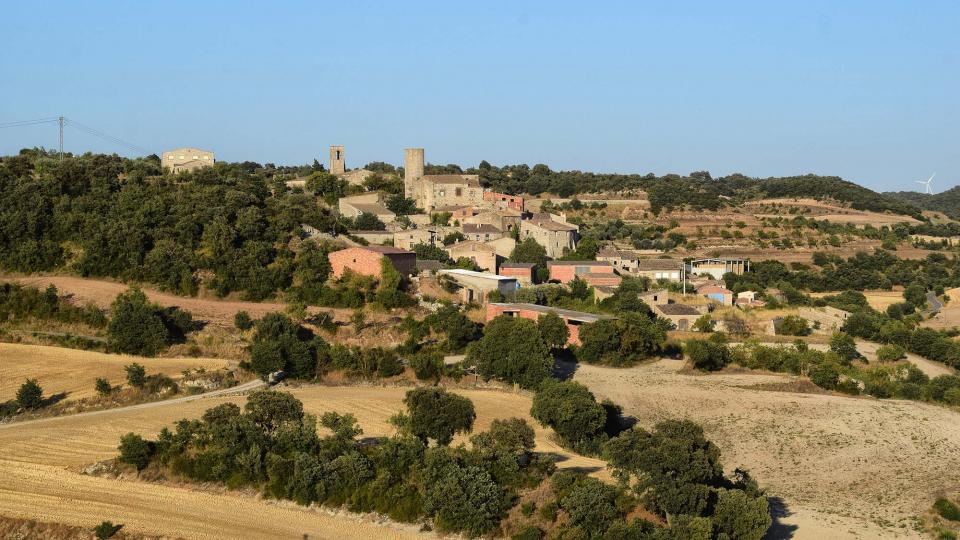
444, 240, 496, 253
438, 269, 515, 281
423, 174, 481, 187
526, 219, 578, 232
635, 259, 682, 271
362, 245, 413, 255
697, 285, 732, 294
547, 260, 611, 267
656, 304, 701, 316
463, 223, 502, 234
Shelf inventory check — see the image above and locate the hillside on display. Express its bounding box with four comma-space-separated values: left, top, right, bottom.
886, 186, 960, 219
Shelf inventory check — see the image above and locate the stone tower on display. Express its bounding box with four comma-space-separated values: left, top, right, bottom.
329, 145, 345, 175
404, 147, 424, 200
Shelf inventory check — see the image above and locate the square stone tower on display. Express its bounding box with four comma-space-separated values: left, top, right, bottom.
329, 145, 345, 175
404, 147, 424, 200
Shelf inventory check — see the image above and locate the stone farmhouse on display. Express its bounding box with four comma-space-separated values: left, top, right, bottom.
462, 223, 503, 242
437, 269, 518, 304
337, 193, 396, 224
520, 214, 579, 258
162, 147, 214, 173
444, 240, 499, 273
651, 303, 704, 331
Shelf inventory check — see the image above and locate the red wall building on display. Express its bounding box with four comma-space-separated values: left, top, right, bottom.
486, 302, 612, 345
546, 261, 620, 286
483, 191, 525, 212
328, 246, 416, 279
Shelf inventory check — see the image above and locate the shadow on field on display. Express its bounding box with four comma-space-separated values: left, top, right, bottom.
41, 391, 69, 408
764, 496, 798, 539
543, 452, 604, 475
553, 356, 579, 381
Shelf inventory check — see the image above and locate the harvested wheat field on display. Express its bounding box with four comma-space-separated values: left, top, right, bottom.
0, 343, 228, 401
0, 384, 600, 539
573, 359, 960, 539
924, 287, 960, 331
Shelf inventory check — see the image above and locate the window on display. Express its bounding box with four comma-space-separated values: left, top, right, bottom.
455, 188, 462, 197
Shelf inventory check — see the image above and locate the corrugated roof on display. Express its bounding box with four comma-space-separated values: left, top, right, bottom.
547, 260, 612, 267
489, 303, 615, 323
635, 259, 682, 271
438, 269, 516, 281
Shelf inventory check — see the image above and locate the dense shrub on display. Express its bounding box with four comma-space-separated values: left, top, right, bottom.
576, 313, 669, 367
466, 315, 553, 389
530, 380, 606, 452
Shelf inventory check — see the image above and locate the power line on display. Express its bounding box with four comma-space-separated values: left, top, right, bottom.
0, 116, 153, 156
64, 118, 152, 156
0, 117, 60, 129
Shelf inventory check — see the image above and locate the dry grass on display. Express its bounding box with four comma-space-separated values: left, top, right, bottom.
572, 359, 960, 539
0, 384, 601, 539
0, 343, 228, 402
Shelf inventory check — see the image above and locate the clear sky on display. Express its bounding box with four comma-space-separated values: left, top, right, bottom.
1, 1, 957, 192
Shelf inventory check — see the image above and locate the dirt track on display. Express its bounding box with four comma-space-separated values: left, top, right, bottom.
573, 360, 960, 539
0, 384, 600, 539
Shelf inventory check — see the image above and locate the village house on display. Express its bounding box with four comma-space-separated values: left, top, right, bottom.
437, 269, 518, 304
485, 236, 517, 258
651, 303, 704, 331
462, 223, 503, 242
547, 261, 621, 287
483, 191, 525, 212
348, 230, 394, 245
634, 259, 685, 282
464, 208, 522, 233
162, 147, 214, 173
498, 262, 535, 285
444, 240, 499, 272
394, 228, 440, 250
697, 284, 734, 306
328, 245, 416, 279
520, 215, 578, 258
486, 303, 613, 346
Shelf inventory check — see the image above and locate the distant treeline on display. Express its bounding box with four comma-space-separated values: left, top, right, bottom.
887, 186, 960, 220
427, 160, 923, 217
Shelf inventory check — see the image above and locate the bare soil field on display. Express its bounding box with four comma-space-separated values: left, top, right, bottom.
573, 360, 960, 539
0, 343, 228, 401
0, 384, 601, 539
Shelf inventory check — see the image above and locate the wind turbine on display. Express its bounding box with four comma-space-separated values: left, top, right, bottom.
916, 173, 935, 194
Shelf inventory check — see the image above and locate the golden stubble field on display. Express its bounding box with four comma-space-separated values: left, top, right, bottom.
573, 360, 960, 539
0, 343, 228, 401
0, 385, 602, 540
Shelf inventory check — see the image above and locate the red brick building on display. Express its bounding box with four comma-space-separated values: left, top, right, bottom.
498, 262, 535, 285
546, 260, 621, 287
328, 245, 416, 279
486, 303, 613, 345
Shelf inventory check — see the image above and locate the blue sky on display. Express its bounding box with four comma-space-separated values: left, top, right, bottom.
1, 1, 957, 192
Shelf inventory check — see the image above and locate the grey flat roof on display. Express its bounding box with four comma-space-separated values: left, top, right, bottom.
490, 303, 614, 322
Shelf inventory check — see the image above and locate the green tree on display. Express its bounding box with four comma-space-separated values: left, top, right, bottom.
403, 387, 476, 445
93, 521, 124, 539
904, 283, 927, 308
95, 378, 113, 396
117, 433, 153, 471
685, 338, 731, 371
107, 288, 169, 356
234, 310, 254, 331
692, 314, 714, 333
530, 380, 605, 447
509, 238, 548, 268
16, 378, 43, 409
876, 343, 906, 362
244, 389, 304, 433
829, 331, 858, 363
537, 312, 570, 349
776, 315, 810, 336
466, 316, 553, 389
711, 488, 772, 540
125, 363, 147, 389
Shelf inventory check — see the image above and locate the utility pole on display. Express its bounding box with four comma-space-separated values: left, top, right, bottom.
58, 116, 64, 162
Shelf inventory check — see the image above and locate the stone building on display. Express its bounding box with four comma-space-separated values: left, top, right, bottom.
162, 147, 214, 173
404, 148, 484, 211
437, 269, 518, 304
651, 303, 704, 331
328, 245, 416, 279
462, 223, 503, 242
690, 258, 750, 279
519, 215, 578, 258
329, 145, 378, 186
444, 240, 499, 272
